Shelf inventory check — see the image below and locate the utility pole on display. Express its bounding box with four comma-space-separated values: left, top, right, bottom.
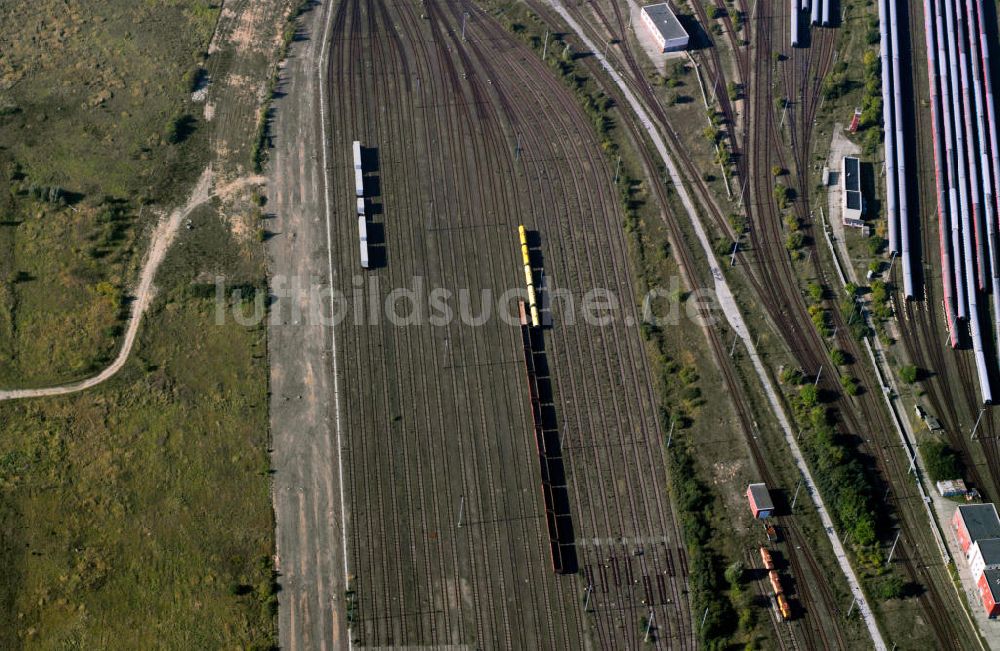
614, 155, 621, 184
666, 417, 676, 448
515, 133, 521, 161
583, 584, 593, 612
791, 479, 802, 510
972, 407, 986, 440
887, 531, 901, 565
700, 606, 709, 630
814, 365, 823, 386
730, 333, 739, 357
542, 30, 549, 60
644, 610, 654, 642
462, 12, 468, 41
847, 596, 857, 618
457, 495, 465, 528
887, 250, 897, 274
730, 241, 739, 267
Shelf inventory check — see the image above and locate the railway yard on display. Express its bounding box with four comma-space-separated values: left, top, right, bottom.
268, 0, 1000, 648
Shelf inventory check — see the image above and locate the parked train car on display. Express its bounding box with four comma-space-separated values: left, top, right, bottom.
769, 570, 784, 595
777, 594, 792, 620
790, 0, 800, 47
353, 141, 364, 197
358, 215, 368, 269
759, 546, 775, 570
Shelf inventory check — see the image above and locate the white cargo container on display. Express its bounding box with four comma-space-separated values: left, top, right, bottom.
358, 216, 369, 268
352, 141, 362, 170
356, 197, 365, 215
355, 167, 364, 197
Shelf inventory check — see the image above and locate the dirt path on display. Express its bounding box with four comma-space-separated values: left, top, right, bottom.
0, 167, 213, 401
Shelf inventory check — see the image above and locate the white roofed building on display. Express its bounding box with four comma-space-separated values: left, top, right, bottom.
640, 4, 689, 53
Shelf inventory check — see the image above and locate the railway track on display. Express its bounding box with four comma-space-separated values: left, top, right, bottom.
326, 1, 702, 647
530, 0, 875, 643
457, 12, 697, 646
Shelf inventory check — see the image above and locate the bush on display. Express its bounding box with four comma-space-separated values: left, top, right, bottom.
799, 383, 819, 408
725, 560, 745, 587
899, 364, 918, 384
840, 375, 860, 396
780, 367, 803, 385
786, 231, 805, 251
920, 439, 964, 481
808, 282, 824, 302
830, 349, 847, 366
873, 573, 905, 600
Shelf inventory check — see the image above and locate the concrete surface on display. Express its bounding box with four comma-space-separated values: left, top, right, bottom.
267, 1, 350, 649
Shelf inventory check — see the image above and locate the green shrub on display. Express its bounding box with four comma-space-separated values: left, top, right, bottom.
920, 439, 964, 481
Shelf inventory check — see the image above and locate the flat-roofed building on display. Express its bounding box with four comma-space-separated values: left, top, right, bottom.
978, 569, 1000, 618
640, 4, 689, 53
842, 155, 864, 227
953, 503, 1000, 557
746, 483, 774, 519
970, 538, 1000, 580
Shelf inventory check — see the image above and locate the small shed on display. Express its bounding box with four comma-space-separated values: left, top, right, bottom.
640, 4, 689, 53
747, 483, 774, 519
953, 503, 1000, 557
936, 479, 967, 497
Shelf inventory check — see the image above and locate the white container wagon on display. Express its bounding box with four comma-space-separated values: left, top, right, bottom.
353, 141, 364, 197
358, 216, 369, 269
356, 197, 365, 215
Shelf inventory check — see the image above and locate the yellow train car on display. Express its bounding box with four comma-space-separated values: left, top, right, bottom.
530, 305, 540, 328
518, 224, 528, 246
524, 265, 534, 288
777, 594, 792, 620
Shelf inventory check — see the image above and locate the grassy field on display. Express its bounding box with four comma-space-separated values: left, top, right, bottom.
0, 0, 219, 387
0, 204, 273, 648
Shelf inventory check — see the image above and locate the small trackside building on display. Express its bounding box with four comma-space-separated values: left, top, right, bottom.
977, 569, 1000, 618
970, 538, 1000, 580
640, 4, 689, 53
953, 503, 1000, 557
747, 483, 774, 519
842, 156, 864, 227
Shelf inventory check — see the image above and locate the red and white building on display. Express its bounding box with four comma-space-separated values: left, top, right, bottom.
978, 569, 1000, 619
953, 503, 1000, 557
970, 538, 1000, 580
953, 504, 1000, 618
